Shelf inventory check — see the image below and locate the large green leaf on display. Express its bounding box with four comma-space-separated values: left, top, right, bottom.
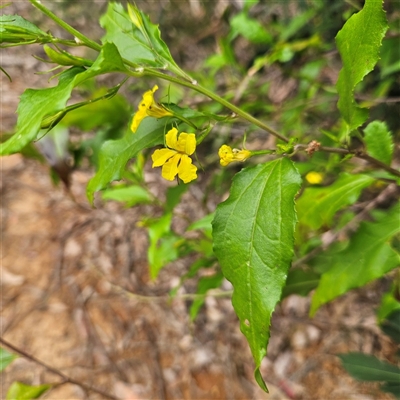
336, 0, 388, 133
0, 43, 127, 156
297, 173, 374, 230
338, 353, 400, 382
212, 157, 302, 392
310, 203, 400, 316
6, 382, 51, 400
364, 121, 394, 166
0, 348, 17, 371
86, 117, 166, 204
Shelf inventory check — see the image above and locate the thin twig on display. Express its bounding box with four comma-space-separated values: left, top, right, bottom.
296, 144, 400, 178
0, 337, 119, 400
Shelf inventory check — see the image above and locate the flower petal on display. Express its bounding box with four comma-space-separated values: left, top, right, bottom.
130, 86, 158, 133
152, 148, 177, 167
165, 128, 179, 150
176, 132, 196, 155
218, 145, 234, 166
161, 154, 181, 181
178, 154, 197, 183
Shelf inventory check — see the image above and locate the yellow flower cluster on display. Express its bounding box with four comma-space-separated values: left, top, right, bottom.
132, 87, 254, 184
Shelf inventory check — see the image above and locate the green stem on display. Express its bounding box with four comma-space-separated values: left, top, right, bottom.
29, 0, 102, 52
142, 70, 290, 143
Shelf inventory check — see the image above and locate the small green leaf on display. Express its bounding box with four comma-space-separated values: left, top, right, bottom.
310, 203, 400, 316
338, 353, 400, 382
0, 14, 51, 44
364, 121, 394, 166
0, 348, 17, 371
336, 0, 388, 133
86, 118, 166, 204
281, 269, 320, 298
190, 273, 224, 321
377, 285, 400, 323
212, 157, 302, 392
147, 213, 180, 279
297, 173, 374, 230
102, 185, 152, 207
1, 43, 127, 156
381, 310, 400, 344
230, 12, 272, 44
6, 382, 51, 400
165, 184, 188, 213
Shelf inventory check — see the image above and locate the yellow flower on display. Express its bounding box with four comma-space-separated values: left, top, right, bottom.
218, 145, 252, 166
130, 85, 173, 133
151, 127, 197, 183
305, 171, 324, 184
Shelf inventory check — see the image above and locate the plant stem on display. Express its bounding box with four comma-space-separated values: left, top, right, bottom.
142, 70, 290, 143
0, 336, 119, 400
29, 0, 102, 52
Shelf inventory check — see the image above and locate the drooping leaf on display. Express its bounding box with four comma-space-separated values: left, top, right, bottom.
190, 273, 225, 321
310, 203, 400, 316
377, 285, 400, 323
86, 117, 166, 204
230, 12, 272, 44
338, 353, 400, 382
336, 0, 388, 133
102, 185, 152, 207
281, 269, 320, 298
0, 348, 17, 371
0, 43, 127, 156
381, 309, 400, 344
6, 382, 51, 400
363, 121, 394, 166
212, 157, 302, 392
147, 213, 180, 279
0, 14, 51, 44
297, 173, 374, 230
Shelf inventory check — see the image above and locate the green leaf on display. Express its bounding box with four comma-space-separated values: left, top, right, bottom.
212, 157, 302, 392
377, 285, 400, 323
338, 353, 400, 382
336, 0, 388, 133
310, 203, 400, 316
364, 121, 394, 166
86, 117, 166, 204
100, 3, 184, 78
230, 12, 272, 44
165, 184, 188, 213
0, 14, 51, 44
381, 309, 400, 344
0, 348, 17, 371
6, 382, 51, 400
381, 381, 400, 399
190, 273, 225, 321
0, 43, 127, 156
0, 67, 83, 155
297, 173, 374, 230
281, 269, 320, 298
102, 185, 152, 207
147, 213, 180, 279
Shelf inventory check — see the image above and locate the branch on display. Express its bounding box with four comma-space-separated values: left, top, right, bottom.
296, 143, 400, 178
0, 337, 119, 400
292, 183, 399, 268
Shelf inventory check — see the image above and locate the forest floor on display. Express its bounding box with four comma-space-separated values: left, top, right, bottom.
1, 1, 398, 399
